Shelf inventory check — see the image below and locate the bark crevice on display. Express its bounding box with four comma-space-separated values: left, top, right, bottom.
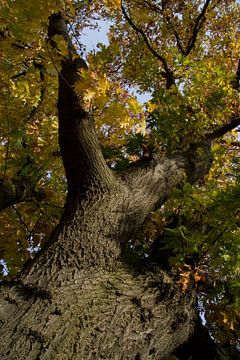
0, 12, 233, 360
0, 266, 197, 360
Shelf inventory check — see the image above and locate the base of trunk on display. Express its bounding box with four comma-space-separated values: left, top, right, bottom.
0, 265, 196, 359
173, 319, 240, 360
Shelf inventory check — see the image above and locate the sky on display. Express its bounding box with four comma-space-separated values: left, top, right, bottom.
80, 20, 110, 51
80, 20, 151, 104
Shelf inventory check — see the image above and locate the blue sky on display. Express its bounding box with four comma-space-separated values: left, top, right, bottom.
80, 20, 110, 51
80, 20, 151, 104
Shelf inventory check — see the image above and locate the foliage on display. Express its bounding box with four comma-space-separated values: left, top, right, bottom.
0, 0, 239, 351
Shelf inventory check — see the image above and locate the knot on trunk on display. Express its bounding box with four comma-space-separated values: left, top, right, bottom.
184, 141, 213, 183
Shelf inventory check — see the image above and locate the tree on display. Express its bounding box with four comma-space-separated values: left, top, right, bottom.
0, 0, 240, 358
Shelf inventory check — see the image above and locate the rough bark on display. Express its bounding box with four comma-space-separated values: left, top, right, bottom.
0, 142, 211, 359
0, 263, 197, 360
0, 13, 229, 360
0, 141, 210, 359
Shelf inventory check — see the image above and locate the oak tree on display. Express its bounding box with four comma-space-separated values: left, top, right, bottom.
0, 0, 240, 358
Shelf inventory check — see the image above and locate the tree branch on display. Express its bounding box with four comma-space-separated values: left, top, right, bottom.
207, 114, 240, 140
138, 0, 163, 14
122, 155, 187, 225
236, 58, 240, 89
11, 204, 32, 234
0, 155, 45, 212
48, 14, 115, 195
0, 179, 27, 211
0, 176, 42, 212
48, 13, 76, 56
165, 15, 186, 55
119, 143, 212, 246
185, 0, 211, 55
26, 62, 46, 124
121, 4, 175, 89
231, 58, 240, 90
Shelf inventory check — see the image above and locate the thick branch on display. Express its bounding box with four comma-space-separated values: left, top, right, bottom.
58, 60, 114, 194
48, 14, 115, 194
207, 114, 240, 140
48, 13, 76, 55
119, 143, 212, 245
122, 156, 186, 229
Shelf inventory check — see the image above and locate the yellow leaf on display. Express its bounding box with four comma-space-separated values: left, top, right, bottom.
120, 115, 131, 128
127, 97, 143, 115
103, 0, 121, 10
97, 74, 110, 95
84, 89, 97, 102
147, 101, 157, 113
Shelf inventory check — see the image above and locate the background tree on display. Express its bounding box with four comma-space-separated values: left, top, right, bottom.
0, 0, 239, 358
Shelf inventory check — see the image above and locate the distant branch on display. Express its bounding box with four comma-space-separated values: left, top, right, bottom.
0, 157, 43, 212
3, 103, 10, 181
26, 62, 46, 124
237, 59, 240, 88
121, 4, 175, 88
139, 0, 162, 14
170, 26, 186, 55
229, 141, 240, 147
11, 204, 32, 234
198, 209, 240, 262
11, 70, 27, 79
0, 179, 27, 211
185, 0, 211, 55
29, 213, 44, 239
231, 58, 240, 90
204, 57, 240, 141
10, 59, 47, 124
138, 0, 211, 57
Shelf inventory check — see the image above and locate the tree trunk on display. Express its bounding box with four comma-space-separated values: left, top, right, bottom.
0, 267, 196, 359
0, 14, 215, 359
0, 185, 198, 360
0, 157, 202, 359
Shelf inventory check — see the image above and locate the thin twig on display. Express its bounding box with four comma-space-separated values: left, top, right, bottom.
29, 213, 44, 239
45, 40, 72, 90
121, 3, 174, 88
198, 209, 240, 262
41, 202, 64, 209
3, 96, 10, 180
11, 205, 32, 234
165, 15, 186, 55
25, 63, 46, 124
232, 58, 240, 90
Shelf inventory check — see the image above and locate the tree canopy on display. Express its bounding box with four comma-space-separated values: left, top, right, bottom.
0, 0, 240, 353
